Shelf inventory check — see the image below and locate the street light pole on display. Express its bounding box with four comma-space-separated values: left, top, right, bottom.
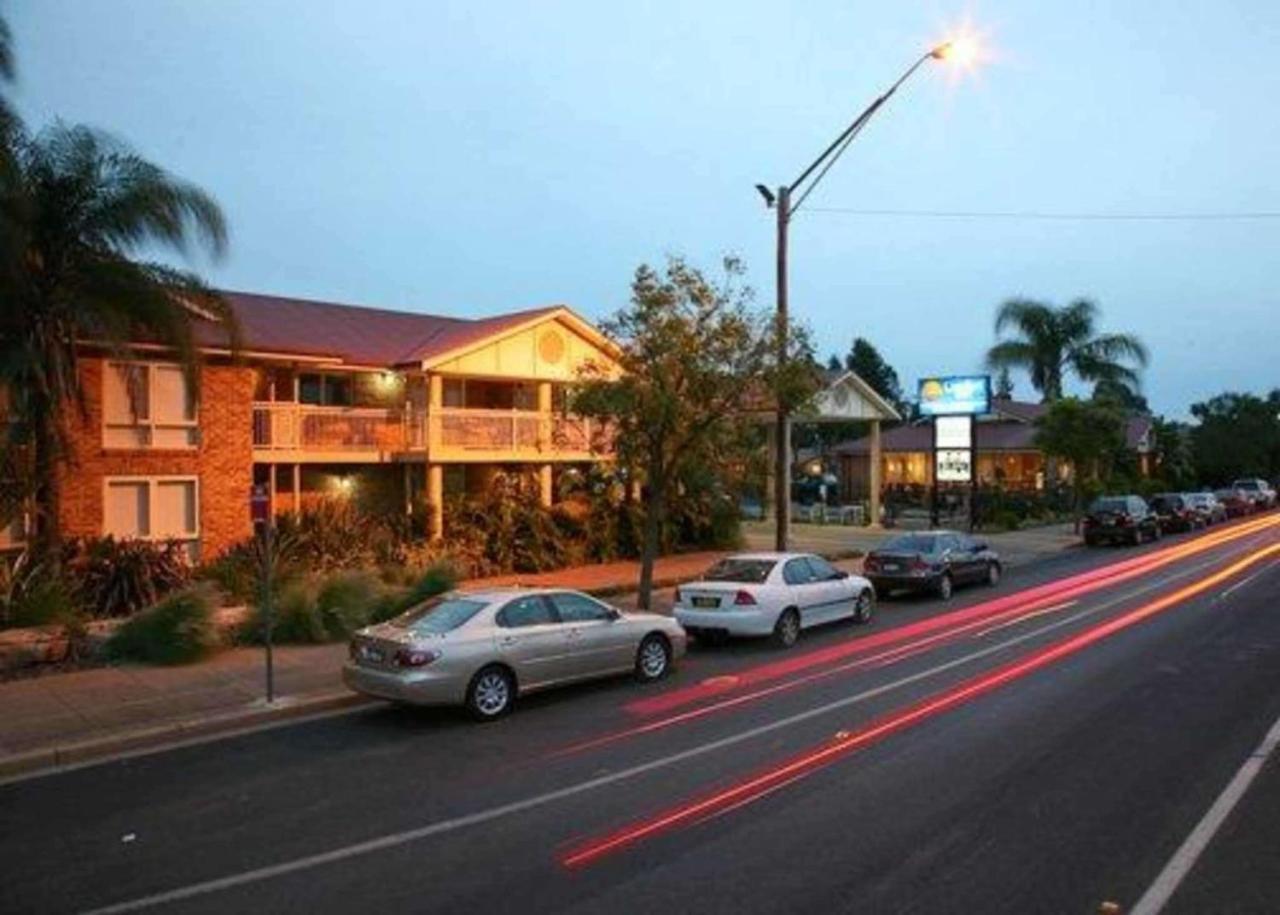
773, 184, 791, 551
761, 41, 960, 551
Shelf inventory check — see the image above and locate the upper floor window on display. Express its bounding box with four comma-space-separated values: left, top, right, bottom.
103, 362, 198, 449
298, 373, 352, 406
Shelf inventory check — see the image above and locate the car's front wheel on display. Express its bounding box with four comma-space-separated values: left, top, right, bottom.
772, 608, 801, 648
466, 666, 514, 721
635, 634, 672, 682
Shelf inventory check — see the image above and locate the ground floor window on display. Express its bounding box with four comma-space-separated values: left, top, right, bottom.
103, 475, 200, 561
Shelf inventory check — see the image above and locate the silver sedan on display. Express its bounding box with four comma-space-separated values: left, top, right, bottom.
343, 588, 686, 720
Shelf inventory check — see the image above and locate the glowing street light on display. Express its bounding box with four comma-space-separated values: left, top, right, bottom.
758, 37, 979, 549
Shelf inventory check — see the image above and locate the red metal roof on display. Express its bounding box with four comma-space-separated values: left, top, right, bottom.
194, 291, 563, 367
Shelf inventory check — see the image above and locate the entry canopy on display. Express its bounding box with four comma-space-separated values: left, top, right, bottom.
748, 370, 900, 424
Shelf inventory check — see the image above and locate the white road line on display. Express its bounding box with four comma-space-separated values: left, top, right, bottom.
78, 550, 1248, 915
973, 600, 1078, 637
1129, 709, 1280, 915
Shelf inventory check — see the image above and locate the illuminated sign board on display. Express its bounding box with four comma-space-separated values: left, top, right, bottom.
918, 375, 991, 417
936, 449, 973, 483
935, 415, 972, 449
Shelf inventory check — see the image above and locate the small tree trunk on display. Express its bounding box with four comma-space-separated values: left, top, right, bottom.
31, 402, 63, 561
637, 467, 665, 611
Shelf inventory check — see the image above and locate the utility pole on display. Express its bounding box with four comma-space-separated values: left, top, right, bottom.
774, 184, 791, 551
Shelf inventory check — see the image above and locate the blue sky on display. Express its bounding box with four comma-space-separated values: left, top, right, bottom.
12, 1, 1280, 416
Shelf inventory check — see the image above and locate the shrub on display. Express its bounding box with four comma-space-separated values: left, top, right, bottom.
106, 586, 221, 665
68, 537, 191, 619
315, 571, 385, 639
5, 575, 78, 628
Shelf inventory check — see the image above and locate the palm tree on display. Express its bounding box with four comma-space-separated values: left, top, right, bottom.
985, 297, 1148, 403
0, 123, 238, 557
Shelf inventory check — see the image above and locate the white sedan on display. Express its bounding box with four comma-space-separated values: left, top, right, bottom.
673, 552, 875, 648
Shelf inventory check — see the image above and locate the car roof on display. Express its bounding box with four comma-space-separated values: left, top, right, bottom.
723, 552, 814, 562
449, 586, 590, 602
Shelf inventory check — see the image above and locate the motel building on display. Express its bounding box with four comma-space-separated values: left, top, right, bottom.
830, 395, 1155, 505
14, 292, 619, 561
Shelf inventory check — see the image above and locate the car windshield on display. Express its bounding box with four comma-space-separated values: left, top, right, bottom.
881, 534, 938, 553
389, 596, 487, 634
1235, 481, 1259, 490
1090, 498, 1129, 513
703, 558, 776, 583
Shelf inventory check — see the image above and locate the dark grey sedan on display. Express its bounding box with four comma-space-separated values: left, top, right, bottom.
862, 530, 1002, 600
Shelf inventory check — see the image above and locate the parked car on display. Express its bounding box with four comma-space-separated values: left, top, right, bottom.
1082, 495, 1161, 546
863, 530, 1002, 600
674, 552, 874, 648
344, 588, 686, 720
1183, 491, 1227, 525
1232, 478, 1277, 509
1149, 493, 1202, 533
1214, 488, 1254, 518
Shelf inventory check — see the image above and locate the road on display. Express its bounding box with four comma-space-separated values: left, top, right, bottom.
3, 514, 1279, 915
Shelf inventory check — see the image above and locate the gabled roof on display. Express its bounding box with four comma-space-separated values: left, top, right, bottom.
192, 291, 579, 367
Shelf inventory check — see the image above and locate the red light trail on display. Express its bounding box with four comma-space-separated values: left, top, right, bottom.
561, 541, 1279, 869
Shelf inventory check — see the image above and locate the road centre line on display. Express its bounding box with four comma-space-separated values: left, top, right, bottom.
80, 541, 1257, 915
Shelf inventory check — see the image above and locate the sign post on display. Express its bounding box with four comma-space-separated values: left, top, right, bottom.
250, 484, 275, 704
918, 376, 991, 531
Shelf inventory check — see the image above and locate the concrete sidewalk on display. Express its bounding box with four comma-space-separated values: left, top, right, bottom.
0, 549, 731, 777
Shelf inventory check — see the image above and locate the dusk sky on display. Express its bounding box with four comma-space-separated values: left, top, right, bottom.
12, 2, 1279, 417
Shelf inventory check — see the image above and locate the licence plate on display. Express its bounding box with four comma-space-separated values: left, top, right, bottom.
360, 645, 384, 663
691, 596, 720, 609
882, 563, 901, 572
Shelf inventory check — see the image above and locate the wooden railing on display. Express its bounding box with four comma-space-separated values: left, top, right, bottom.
252, 403, 405, 452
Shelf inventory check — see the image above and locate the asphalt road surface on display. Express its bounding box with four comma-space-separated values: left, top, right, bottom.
3, 513, 1279, 915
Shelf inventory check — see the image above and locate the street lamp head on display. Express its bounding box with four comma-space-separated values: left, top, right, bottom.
931, 35, 978, 66
755, 184, 776, 208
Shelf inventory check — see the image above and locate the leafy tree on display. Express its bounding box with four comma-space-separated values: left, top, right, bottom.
994, 366, 1015, 399
985, 297, 1148, 402
572, 257, 802, 609
1189, 390, 1280, 485
1150, 416, 1196, 490
1034, 398, 1126, 519
1093, 377, 1149, 413
839, 337, 906, 414
0, 123, 236, 557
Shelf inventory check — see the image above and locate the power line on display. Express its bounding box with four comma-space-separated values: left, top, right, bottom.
805, 207, 1280, 222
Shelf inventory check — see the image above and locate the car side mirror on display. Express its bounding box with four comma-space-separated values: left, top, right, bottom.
833, 570, 849, 580
605, 608, 622, 622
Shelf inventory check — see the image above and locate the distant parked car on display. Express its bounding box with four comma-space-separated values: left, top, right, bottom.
1183, 492, 1227, 525
1232, 478, 1277, 509
674, 552, 875, 648
1149, 493, 1202, 533
344, 588, 686, 720
1082, 495, 1161, 546
863, 530, 1002, 600
1214, 488, 1254, 518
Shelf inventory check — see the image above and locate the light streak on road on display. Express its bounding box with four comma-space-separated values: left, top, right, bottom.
560, 541, 1280, 869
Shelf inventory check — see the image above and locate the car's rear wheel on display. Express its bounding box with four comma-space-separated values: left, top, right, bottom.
466, 666, 514, 721
635, 634, 672, 682
772, 608, 801, 648
986, 562, 1001, 587
937, 573, 954, 601
853, 590, 874, 625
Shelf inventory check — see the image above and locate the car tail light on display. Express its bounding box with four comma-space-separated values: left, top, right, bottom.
863, 557, 877, 571
910, 557, 929, 572
1117, 514, 1132, 526
395, 648, 440, 668
733, 590, 757, 606
674, 587, 683, 603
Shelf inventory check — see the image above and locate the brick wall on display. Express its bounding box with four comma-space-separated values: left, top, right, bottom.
58, 358, 256, 560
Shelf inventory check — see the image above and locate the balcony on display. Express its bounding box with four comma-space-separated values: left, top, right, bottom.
252, 403, 405, 459
407, 407, 612, 462
253, 403, 613, 463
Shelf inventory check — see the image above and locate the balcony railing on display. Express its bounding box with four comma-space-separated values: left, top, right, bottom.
252, 403, 406, 452
254, 403, 613, 458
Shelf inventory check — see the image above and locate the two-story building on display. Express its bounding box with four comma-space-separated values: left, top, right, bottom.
47, 291, 618, 561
